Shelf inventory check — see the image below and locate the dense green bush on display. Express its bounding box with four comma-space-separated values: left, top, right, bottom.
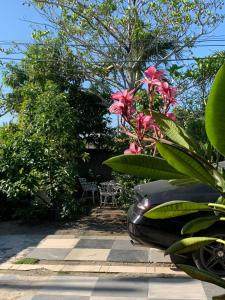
0, 38, 110, 221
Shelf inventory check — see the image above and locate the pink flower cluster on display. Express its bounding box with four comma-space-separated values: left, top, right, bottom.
143, 66, 177, 109
108, 66, 177, 155
108, 89, 134, 120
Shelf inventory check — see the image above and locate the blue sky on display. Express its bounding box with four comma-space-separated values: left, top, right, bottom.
0, 1, 225, 125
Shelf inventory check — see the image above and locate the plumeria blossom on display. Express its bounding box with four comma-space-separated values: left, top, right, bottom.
124, 143, 142, 155
108, 66, 177, 155
109, 89, 135, 119
157, 82, 176, 105
144, 66, 165, 80
108, 101, 124, 115
111, 89, 134, 104
135, 113, 155, 131
143, 66, 165, 89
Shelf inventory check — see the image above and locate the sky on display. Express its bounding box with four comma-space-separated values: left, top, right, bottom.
0, 1, 225, 125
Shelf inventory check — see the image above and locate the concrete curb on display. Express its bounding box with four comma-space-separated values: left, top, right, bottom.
0, 263, 188, 277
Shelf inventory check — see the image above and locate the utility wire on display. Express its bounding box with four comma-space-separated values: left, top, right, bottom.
0, 56, 225, 64
2, 39, 225, 48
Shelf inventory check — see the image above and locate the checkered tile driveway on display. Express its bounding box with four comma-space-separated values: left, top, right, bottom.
0, 274, 219, 300
25, 236, 168, 263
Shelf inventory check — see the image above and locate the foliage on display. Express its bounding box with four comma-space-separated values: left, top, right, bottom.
0, 83, 80, 220
0, 38, 110, 221
29, 0, 224, 90
1, 38, 110, 148
112, 172, 144, 208
104, 63, 225, 292
15, 257, 40, 264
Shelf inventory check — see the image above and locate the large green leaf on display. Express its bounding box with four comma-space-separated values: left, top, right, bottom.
156, 142, 221, 188
103, 155, 187, 179
177, 264, 225, 289
144, 200, 210, 219
208, 203, 225, 211
152, 111, 196, 150
168, 178, 199, 186
205, 63, 225, 157
181, 216, 223, 235
165, 237, 217, 255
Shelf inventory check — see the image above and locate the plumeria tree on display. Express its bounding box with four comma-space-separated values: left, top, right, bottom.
104, 64, 225, 296
108, 66, 176, 154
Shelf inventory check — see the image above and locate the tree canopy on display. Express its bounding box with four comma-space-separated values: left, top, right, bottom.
29, 0, 224, 90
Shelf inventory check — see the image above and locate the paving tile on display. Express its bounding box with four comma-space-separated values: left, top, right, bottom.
40, 265, 64, 272
201, 282, 225, 300
37, 239, 79, 249
149, 248, 171, 263
99, 265, 110, 272
32, 295, 89, 300
27, 248, 71, 260
44, 235, 76, 239
107, 249, 149, 263
148, 278, 207, 299
75, 239, 114, 249
16, 265, 43, 271
154, 267, 186, 276
146, 266, 155, 274
80, 236, 118, 240
0, 263, 13, 270
91, 297, 148, 300
0, 235, 44, 249
112, 240, 146, 250
92, 277, 149, 298
65, 249, 110, 261
108, 265, 147, 273
38, 275, 97, 296
62, 265, 101, 272
115, 236, 130, 240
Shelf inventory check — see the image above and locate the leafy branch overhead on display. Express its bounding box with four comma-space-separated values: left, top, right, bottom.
31, 0, 224, 90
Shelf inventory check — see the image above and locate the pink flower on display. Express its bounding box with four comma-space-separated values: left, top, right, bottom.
166, 112, 176, 122
109, 89, 135, 118
109, 102, 124, 115
124, 143, 142, 155
111, 89, 134, 104
157, 82, 176, 105
144, 66, 165, 80
135, 113, 155, 131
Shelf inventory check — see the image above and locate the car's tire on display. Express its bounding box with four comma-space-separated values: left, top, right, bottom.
192, 230, 225, 277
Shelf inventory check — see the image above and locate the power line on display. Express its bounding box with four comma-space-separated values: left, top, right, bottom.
0, 56, 225, 64
2, 39, 225, 49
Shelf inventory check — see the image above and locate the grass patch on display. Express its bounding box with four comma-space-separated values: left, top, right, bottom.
14, 257, 40, 264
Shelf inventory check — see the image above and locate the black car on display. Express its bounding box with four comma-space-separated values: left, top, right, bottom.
128, 179, 225, 276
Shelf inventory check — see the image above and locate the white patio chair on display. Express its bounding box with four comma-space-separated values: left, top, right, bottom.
78, 177, 98, 204
99, 182, 122, 207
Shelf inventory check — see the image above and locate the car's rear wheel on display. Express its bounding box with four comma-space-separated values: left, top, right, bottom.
192, 233, 225, 276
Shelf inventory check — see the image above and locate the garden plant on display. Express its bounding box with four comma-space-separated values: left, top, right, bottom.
104, 63, 225, 295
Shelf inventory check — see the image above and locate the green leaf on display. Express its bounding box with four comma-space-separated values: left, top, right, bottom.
156, 142, 219, 188
168, 178, 199, 186
152, 111, 196, 150
181, 216, 222, 235
208, 203, 225, 211
177, 264, 225, 289
165, 237, 217, 255
205, 63, 225, 157
103, 155, 187, 179
144, 200, 210, 219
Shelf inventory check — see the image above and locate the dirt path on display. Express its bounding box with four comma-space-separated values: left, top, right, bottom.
0, 208, 127, 236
